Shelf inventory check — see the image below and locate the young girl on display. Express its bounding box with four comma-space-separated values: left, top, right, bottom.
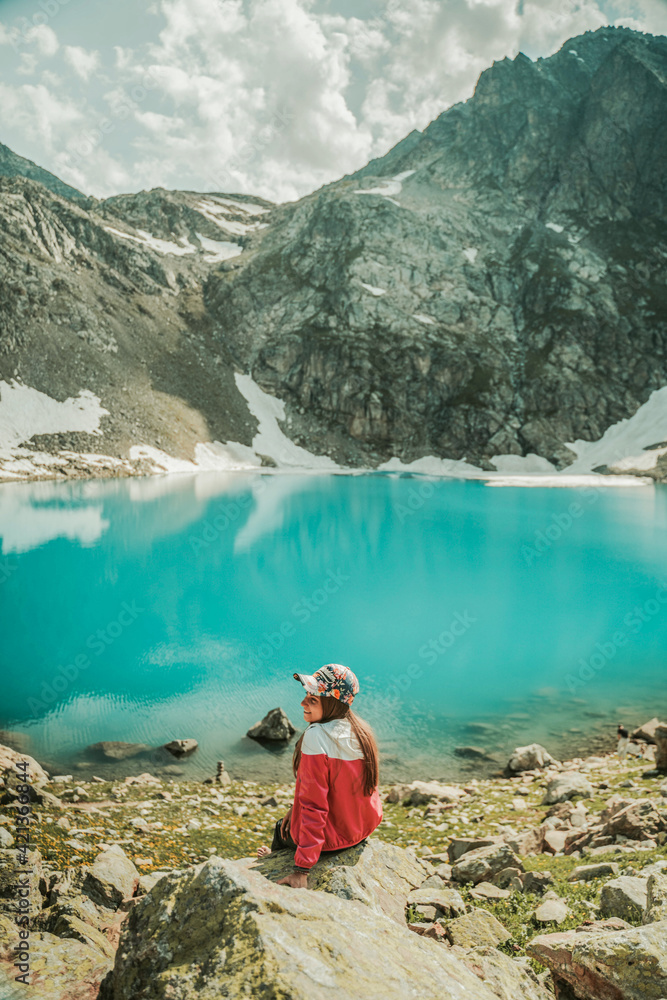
256, 663, 383, 889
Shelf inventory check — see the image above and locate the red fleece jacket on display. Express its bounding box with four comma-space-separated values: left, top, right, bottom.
289, 718, 383, 869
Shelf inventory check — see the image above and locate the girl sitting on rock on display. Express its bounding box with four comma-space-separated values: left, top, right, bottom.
256, 663, 382, 888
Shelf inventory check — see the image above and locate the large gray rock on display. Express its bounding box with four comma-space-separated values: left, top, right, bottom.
631, 718, 663, 744
244, 838, 432, 925
542, 772, 593, 804
441, 908, 512, 948
451, 843, 524, 886
162, 738, 198, 757
48, 846, 139, 912
533, 893, 569, 924
507, 744, 557, 772
401, 781, 466, 806
568, 862, 619, 882
599, 876, 648, 922
0, 742, 49, 786
461, 946, 553, 1000
406, 887, 466, 918
527, 921, 667, 1000
602, 798, 666, 840
0, 911, 113, 999
447, 836, 504, 863
655, 724, 667, 772
246, 707, 297, 742
643, 872, 667, 925
98, 855, 501, 1000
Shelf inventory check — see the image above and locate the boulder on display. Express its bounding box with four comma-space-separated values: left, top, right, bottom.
406, 887, 467, 917
469, 881, 511, 901
542, 772, 594, 805
656, 724, 667, 772
451, 844, 524, 885
0, 829, 12, 849
401, 781, 466, 806
246, 708, 297, 742
441, 907, 512, 948
0, 911, 112, 999
246, 838, 432, 925
542, 829, 569, 854
602, 798, 666, 840
163, 738, 198, 757
36, 910, 117, 960
454, 746, 493, 759
643, 872, 667, 924
631, 718, 663, 744
461, 945, 553, 1000
507, 744, 557, 772
491, 866, 524, 888
527, 921, 667, 1000
446, 836, 504, 863
599, 876, 648, 922
384, 783, 413, 803
522, 871, 553, 895
49, 846, 139, 912
98, 856, 500, 1000
568, 862, 620, 882
0, 743, 50, 785
87, 846, 140, 908
504, 826, 545, 856
533, 893, 569, 924
87, 741, 152, 760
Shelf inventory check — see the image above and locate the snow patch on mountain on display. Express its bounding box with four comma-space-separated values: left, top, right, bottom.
563, 385, 667, 473
0, 380, 108, 453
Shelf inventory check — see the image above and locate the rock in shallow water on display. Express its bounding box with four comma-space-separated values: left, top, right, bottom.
246, 707, 297, 741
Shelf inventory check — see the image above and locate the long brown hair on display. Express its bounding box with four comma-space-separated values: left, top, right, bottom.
292, 696, 379, 796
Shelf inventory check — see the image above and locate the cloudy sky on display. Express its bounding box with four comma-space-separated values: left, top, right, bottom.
0, 0, 665, 203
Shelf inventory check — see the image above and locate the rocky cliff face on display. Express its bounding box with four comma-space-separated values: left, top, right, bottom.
1, 24, 666, 482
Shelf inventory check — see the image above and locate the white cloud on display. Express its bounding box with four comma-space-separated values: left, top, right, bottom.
64, 45, 100, 80
0, 81, 83, 147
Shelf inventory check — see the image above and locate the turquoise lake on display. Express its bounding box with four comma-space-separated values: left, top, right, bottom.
1, 471, 666, 784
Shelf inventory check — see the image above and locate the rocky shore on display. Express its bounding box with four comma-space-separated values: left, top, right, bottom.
1, 729, 666, 998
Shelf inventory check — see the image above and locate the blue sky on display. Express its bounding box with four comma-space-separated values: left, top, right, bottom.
0, 0, 665, 202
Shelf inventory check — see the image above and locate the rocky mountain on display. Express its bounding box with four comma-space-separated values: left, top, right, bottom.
0, 141, 85, 202
1, 24, 666, 483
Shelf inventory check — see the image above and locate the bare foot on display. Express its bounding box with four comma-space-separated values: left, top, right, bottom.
256, 845, 271, 858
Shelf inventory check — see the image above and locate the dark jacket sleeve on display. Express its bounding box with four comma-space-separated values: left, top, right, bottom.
293, 747, 330, 869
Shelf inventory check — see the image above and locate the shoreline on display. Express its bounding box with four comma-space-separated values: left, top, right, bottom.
0, 461, 658, 488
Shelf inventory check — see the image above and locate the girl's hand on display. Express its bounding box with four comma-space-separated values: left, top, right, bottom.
277, 870, 308, 889
280, 806, 293, 838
